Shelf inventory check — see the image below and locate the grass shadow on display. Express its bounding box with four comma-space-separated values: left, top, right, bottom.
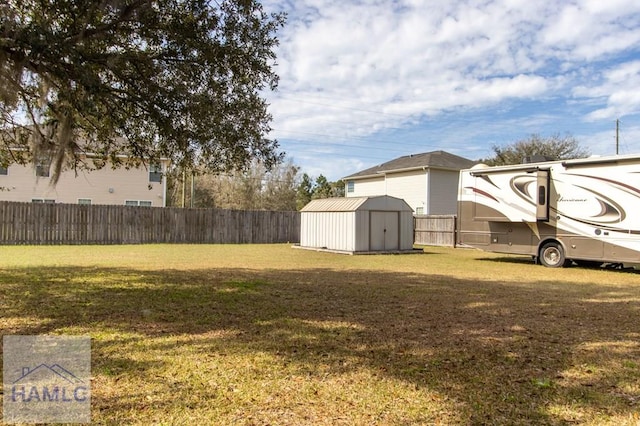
477, 255, 536, 265
1, 265, 640, 424
478, 255, 640, 274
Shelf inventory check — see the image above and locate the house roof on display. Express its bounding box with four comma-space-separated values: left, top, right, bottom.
343, 150, 476, 180
301, 195, 413, 212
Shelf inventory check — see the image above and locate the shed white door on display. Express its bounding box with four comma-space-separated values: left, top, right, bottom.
370, 211, 399, 251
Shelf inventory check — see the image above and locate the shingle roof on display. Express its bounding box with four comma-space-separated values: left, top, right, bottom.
343, 150, 476, 180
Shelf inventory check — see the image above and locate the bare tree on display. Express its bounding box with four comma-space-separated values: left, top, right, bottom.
174, 158, 300, 210
481, 133, 590, 166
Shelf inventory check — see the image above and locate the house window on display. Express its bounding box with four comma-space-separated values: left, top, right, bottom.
347, 181, 354, 193
35, 152, 51, 177
32, 199, 55, 203
125, 200, 152, 206
78, 199, 92, 205
35, 162, 50, 177
149, 164, 162, 183
0, 165, 7, 175
415, 207, 424, 215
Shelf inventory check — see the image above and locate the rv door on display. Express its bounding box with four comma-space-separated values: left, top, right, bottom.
536, 169, 550, 222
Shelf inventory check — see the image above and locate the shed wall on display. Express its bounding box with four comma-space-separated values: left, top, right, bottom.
300, 211, 356, 251
354, 210, 370, 252
400, 211, 415, 250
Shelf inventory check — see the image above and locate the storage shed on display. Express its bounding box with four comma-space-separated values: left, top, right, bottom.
299, 195, 414, 254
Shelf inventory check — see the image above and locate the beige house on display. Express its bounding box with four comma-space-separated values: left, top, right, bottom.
342, 150, 475, 215
0, 155, 169, 206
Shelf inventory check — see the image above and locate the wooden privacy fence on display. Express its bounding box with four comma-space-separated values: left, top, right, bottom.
0, 201, 456, 247
414, 214, 456, 247
0, 201, 300, 245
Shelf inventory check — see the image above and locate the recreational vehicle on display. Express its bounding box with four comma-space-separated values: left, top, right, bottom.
457, 153, 640, 268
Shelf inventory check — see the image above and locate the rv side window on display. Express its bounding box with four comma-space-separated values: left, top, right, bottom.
536, 169, 550, 222
538, 185, 546, 205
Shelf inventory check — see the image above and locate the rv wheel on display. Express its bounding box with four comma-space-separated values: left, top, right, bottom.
539, 242, 570, 268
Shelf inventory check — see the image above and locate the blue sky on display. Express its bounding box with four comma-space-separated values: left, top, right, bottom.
262, 0, 640, 181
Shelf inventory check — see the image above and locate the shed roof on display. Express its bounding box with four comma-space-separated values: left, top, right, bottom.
343, 150, 475, 180
301, 195, 413, 212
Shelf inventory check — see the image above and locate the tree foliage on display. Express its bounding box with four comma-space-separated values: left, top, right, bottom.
173, 158, 299, 211
260, 159, 299, 211
295, 173, 344, 209
0, 0, 286, 183
480, 133, 590, 166
313, 174, 344, 199
312, 175, 332, 199
295, 173, 313, 210
169, 164, 346, 211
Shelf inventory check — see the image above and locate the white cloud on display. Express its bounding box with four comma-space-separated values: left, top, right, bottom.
262, 0, 640, 179
272, 2, 558, 120
540, 0, 640, 60
574, 61, 640, 120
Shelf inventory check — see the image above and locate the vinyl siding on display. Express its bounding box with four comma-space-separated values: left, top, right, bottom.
385, 170, 427, 213
0, 160, 168, 206
345, 169, 459, 214
346, 176, 385, 197
427, 169, 459, 214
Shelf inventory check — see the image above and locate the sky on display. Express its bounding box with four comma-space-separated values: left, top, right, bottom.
261, 0, 640, 181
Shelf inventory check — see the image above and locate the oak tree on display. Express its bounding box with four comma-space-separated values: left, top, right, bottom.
0, 0, 286, 183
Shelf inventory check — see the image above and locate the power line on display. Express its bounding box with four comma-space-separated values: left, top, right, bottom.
274, 129, 452, 152
271, 94, 591, 129
273, 95, 419, 118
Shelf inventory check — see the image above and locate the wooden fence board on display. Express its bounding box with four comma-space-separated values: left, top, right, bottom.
414, 215, 456, 247
0, 201, 457, 247
0, 201, 301, 245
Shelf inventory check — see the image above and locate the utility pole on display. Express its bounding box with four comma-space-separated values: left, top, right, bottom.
616, 119, 619, 155
181, 168, 186, 208
190, 171, 195, 208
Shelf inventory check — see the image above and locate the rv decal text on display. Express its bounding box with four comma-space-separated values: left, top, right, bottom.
557, 195, 588, 203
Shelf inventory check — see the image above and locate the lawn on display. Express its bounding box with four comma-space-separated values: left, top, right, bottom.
1, 244, 640, 425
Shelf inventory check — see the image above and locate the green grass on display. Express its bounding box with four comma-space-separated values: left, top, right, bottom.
1, 244, 640, 424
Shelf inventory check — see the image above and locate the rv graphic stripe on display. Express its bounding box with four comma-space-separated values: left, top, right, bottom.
568, 173, 640, 197
468, 187, 499, 202
510, 175, 537, 207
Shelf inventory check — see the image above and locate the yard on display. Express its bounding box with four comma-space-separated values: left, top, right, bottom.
1, 244, 639, 425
